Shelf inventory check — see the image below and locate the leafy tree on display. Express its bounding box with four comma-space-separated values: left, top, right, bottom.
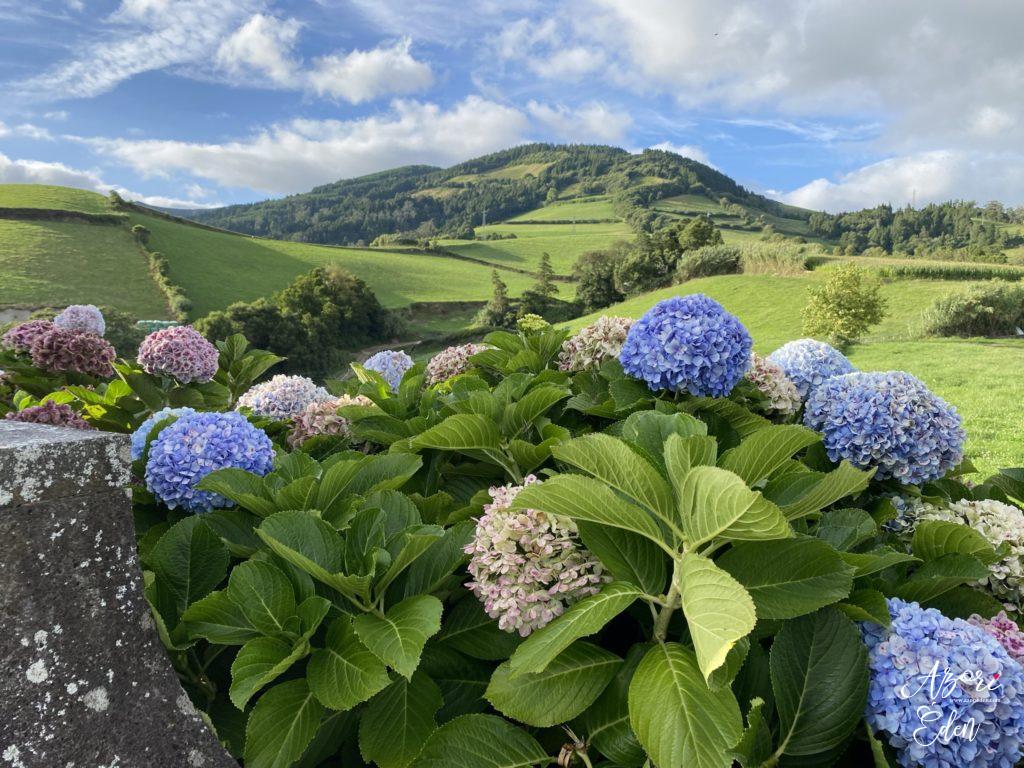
677, 216, 723, 251
534, 253, 558, 301
573, 247, 626, 311
802, 263, 887, 346
476, 270, 514, 328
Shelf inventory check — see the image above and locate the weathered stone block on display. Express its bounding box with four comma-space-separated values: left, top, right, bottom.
0, 422, 235, 768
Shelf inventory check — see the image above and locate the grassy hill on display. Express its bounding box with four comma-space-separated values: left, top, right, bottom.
0, 184, 116, 214
568, 271, 1024, 475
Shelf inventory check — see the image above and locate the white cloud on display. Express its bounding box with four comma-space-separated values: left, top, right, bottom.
0, 152, 219, 208
778, 150, 1024, 212
85, 96, 530, 194
530, 47, 605, 81
527, 101, 632, 143
308, 38, 434, 103
647, 141, 711, 166
215, 13, 302, 87
0, 122, 54, 140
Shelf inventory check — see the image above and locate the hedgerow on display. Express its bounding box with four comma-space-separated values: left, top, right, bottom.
2, 300, 1023, 768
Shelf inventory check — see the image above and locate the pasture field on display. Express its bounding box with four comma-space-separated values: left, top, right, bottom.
567, 272, 1024, 475
447, 162, 554, 184
0, 184, 113, 214
0, 218, 170, 317
507, 196, 618, 222
131, 213, 537, 317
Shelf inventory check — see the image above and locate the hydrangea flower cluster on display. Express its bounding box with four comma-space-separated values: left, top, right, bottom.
618, 294, 752, 397
1, 319, 55, 354
424, 343, 489, 385
145, 411, 274, 513
363, 349, 414, 392
970, 613, 1024, 665
863, 598, 1024, 768
465, 476, 608, 637
288, 394, 374, 448
5, 401, 92, 430
905, 498, 1024, 610
53, 304, 105, 336
804, 371, 965, 485
30, 326, 116, 378
138, 325, 219, 384
129, 407, 196, 461
236, 375, 331, 421
745, 352, 802, 416
517, 314, 551, 334
558, 316, 634, 373
768, 338, 855, 401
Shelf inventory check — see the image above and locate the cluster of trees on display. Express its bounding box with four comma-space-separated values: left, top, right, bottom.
196, 266, 397, 376
476, 254, 581, 328
808, 201, 1022, 260
185, 144, 805, 247
573, 217, 725, 310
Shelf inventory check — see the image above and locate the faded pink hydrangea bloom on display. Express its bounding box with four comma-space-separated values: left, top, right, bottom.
138, 325, 219, 384
424, 343, 489, 386
2, 319, 55, 354
288, 394, 374, 448
969, 612, 1024, 664
558, 316, 634, 373
465, 475, 608, 636
30, 326, 116, 378
745, 352, 801, 416
5, 401, 92, 430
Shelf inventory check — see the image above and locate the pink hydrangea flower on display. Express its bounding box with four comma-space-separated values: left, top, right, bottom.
745, 353, 801, 416
969, 612, 1024, 664
424, 343, 489, 385
138, 325, 219, 384
465, 475, 608, 636
5, 401, 92, 430
558, 316, 634, 373
2, 319, 55, 354
30, 326, 116, 378
288, 394, 374, 448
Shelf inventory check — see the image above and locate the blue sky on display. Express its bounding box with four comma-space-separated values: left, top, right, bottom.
1, 1, 1022, 212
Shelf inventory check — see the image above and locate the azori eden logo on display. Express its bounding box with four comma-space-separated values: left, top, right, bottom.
898, 661, 1004, 746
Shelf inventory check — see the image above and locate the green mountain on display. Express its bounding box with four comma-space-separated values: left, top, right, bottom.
182, 143, 810, 245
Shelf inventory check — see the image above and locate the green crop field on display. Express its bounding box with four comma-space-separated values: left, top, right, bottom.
0, 184, 115, 214
567, 273, 1024, 475
0, 218, 170, 317
132, 213, 537, 317
507, 196, 618, 222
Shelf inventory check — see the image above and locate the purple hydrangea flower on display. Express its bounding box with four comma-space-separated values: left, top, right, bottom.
145, 411, 274, 513
618, 294, 752, 397
465, 476, 608, 637
864, 598, 1024, 768
236, 375, 331, 421
363, 349, 414, 392
558, 316, 635, 373
30, 326, 116, 378
5, 401, 92, 430
2, 319, 55, 354
424, 343, 489, 385
53, 304, 105, 336
804, 371, 965, 485
288, 394, 374, 448
130, 407, 196, 461
138, 325, 219, 384
970, 613, 1024, 665
768, 338, 855, 400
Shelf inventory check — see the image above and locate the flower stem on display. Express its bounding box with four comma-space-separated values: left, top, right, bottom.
652, 559, 682, 642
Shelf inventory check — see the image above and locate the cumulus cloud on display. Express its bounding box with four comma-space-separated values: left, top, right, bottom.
778, 150, 1024, 212
215, 13, 302, 86
647, 141, 711, 166
85, 96, 530, 193
0, 151, 218, 208
527, 101, 632, 143
308, 38, 434, 103
0, 122, 54, 140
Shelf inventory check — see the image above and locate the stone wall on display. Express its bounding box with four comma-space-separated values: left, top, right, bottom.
0, 422, 235, 768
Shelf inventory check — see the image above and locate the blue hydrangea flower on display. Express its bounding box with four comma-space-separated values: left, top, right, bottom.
618, 294, 752, 397
145, 411, 274, 513
54, 304, 105, 336
767, 338, 855, 400
236, 374, 331, 420
130, 406, 196, 461
864, 598, 1024, 768
804, 371, 965, 485
363, 349, 414, 392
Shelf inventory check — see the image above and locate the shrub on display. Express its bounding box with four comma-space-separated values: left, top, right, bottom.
878, 262, 1024, 281
573, 246, 626, 311
802, 262, 887, 345
923, 281, 1024, 337
739, 242, 809, 275
675, 244, 741, 281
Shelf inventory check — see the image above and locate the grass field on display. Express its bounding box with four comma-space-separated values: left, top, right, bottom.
0, 218, 170, 317
0, 185, 114, 214
567, 273, 1024, 475
132, 213, 538, 317
440, 221, 632, 276
507, 196, 618, 222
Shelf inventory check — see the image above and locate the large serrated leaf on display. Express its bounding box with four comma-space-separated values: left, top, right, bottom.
912, 519, 999, 564
307, 617, 391, 711
243, 679, 325, 768
718, 424, 821, 486
411, 414, 501, 451
411, 714, 552, 768
359, 671, 442, 768
679, 465, 792, 547
353, 595, 443, 679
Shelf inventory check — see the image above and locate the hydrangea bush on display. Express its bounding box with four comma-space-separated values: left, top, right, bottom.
236, 374, 331, 420
2, 296, 1021, 768
138, 325, 219, 384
